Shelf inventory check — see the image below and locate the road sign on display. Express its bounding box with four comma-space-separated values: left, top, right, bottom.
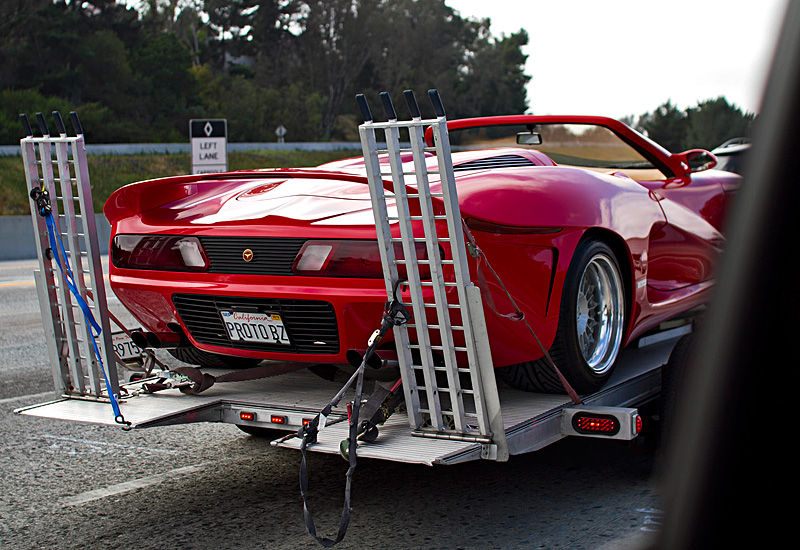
190, 119, 227, 175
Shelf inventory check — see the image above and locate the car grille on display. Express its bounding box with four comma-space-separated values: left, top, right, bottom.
173, 294, 339, 354
199, 236, 307, 275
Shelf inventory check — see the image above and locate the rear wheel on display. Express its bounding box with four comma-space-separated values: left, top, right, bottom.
498, 239, 626, 394
659, 333, 694, 446
168, 346, 262, 369
236, 424, 285, 438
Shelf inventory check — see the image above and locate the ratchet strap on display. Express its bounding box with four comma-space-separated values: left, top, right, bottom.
461, 220, 582, 405
296, 281, 411, 547
145, 362, 309, 395
30, 186, 130, 427
347, 377, 404, 447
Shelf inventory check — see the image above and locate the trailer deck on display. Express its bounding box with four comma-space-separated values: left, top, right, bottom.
16, 333, 672, 465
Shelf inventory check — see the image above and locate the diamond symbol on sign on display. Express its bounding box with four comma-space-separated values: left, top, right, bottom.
204, 122, 213, 137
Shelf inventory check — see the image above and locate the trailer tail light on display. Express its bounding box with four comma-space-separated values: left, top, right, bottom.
239, 411, 256, 422
270, 415, 287, 425
302, 418, 313, 427
572, 413, 620, 436
562, 407, 640, 440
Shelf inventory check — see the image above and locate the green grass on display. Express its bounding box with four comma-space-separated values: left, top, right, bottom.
0, 149, 359, 216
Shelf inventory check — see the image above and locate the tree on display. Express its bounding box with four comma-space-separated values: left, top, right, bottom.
204, 0, 259, 69
174, 4, 208, 66
0, 0, 531, 143
347, 0, 529, 125
295, 0, 381, 139
458, 29, 530, 116
131, 32, 195, 140
363, 0, 481, 115
0, 88, 73, 143
685, 97, 754, 150
638, 100, 687, 152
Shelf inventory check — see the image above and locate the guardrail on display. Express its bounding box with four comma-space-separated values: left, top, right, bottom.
0, 142, 364, 157
0, 214, 111, 261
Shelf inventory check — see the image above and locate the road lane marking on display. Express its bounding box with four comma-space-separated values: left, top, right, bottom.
0, 390, 55, 406
0, 264, 38, 270
61, 463, 211, 506
0, 280, 35, 287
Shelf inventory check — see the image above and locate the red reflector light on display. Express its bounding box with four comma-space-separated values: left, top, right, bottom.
572, 413, 620, 436
634, 414, 642, 435
240, 411, 256, 422
270, 415, 287, 425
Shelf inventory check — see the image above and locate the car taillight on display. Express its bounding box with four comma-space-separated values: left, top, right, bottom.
292, 240, 436, 279
111, 235, 209, 272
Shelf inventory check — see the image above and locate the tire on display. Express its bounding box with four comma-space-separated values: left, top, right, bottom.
660, 333, 694, 446
236, 424, 286, 438
168, 346, 262, 369
498, 239, 626, 394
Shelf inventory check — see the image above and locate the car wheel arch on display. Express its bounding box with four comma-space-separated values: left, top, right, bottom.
496, 229, 632, 393
571, 228, 634, 339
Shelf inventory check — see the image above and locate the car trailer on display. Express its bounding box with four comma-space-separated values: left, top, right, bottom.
13, 96, 688, 466
13, 97, 688, 543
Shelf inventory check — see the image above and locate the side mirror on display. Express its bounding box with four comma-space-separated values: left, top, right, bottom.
675, 149, 718, 174
516, 131, 542, 146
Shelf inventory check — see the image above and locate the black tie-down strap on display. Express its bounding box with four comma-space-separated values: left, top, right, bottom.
141, 362, 306, 395
298, 281, 411, 547
342, 376, 404, 453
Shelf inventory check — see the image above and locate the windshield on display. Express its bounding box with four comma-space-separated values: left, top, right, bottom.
449, 123, 655, 170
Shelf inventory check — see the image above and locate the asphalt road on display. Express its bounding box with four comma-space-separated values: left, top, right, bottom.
0, 258, 661, 549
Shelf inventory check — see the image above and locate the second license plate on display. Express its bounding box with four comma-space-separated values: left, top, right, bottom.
112, 331, 143, 362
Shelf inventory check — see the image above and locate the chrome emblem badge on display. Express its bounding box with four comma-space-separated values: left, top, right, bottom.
242, 249, 254, 262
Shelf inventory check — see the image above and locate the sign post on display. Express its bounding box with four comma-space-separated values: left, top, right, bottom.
190, 119, 227, 174
276, 124, 287, 144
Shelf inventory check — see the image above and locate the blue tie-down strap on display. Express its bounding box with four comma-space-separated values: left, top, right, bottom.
36, 193, 129, 427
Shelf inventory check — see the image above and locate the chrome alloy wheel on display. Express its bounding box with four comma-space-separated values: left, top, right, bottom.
575, 253, 624, 375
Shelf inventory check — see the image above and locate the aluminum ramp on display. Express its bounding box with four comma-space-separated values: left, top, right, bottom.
20, 112, 119, 401
353, 90, 508, 460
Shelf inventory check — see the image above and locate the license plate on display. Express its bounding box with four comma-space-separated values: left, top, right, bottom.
112, 331, 143, 362
220, 311, 291, 345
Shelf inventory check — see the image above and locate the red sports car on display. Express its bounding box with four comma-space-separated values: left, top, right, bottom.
105, 115, 737, 394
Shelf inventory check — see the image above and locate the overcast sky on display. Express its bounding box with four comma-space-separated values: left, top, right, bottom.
447, 0, 787, 118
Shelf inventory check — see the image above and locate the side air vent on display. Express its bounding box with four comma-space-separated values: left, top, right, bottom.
453, 154, 535, 172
